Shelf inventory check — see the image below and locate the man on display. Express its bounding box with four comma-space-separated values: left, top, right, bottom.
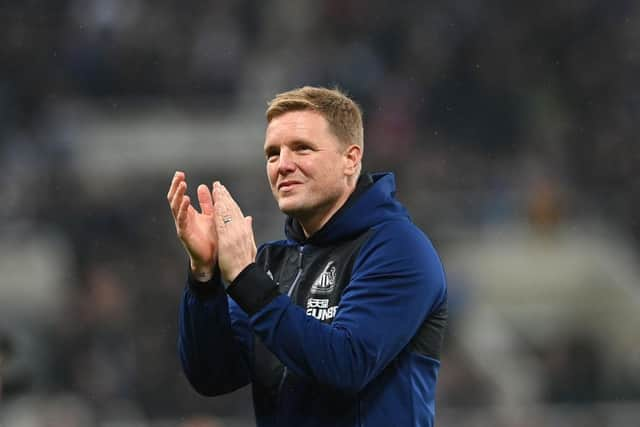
167, 87, 447, 426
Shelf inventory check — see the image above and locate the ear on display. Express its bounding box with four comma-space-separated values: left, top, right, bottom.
343, 144, 363, 177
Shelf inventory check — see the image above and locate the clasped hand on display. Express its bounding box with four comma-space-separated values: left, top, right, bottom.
167, 171, 257, 283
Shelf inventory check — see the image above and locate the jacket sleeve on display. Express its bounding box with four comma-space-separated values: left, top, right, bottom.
227, 222, 447, 393
178, 267, 253, 396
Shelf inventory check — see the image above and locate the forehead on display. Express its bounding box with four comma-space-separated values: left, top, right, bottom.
264, 110, 332, 146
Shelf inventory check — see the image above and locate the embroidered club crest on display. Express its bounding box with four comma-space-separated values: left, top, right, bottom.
311, 261, 336, 295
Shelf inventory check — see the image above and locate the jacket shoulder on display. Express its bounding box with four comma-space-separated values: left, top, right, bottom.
355, 218, 446, 297
368, 218, 439, 258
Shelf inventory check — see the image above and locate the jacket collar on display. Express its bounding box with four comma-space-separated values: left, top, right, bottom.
284, 172, 408, 245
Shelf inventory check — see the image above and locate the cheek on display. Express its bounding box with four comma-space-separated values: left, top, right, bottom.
266, 164, 277, 186
318, 157, 343, 180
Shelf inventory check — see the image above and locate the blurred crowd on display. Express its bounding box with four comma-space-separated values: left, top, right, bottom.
1, 1, 639, 426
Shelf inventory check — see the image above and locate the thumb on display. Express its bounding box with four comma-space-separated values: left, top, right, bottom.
197, 184, 214, 215
245, 216, 256, 246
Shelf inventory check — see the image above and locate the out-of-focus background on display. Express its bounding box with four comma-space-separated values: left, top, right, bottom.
1, 1, 639, 426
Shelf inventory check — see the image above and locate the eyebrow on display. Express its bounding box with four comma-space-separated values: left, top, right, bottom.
264, 138, 316, 156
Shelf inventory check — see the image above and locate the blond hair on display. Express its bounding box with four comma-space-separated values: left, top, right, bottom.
266, 86, 364, 148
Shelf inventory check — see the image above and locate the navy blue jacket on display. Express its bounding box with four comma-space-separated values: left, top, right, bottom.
178, 172, 448, 426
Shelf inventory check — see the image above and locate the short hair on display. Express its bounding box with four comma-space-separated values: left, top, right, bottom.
266, 86, 364, 148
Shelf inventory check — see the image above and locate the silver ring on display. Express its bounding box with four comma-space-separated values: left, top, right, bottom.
222, 216, 233, 224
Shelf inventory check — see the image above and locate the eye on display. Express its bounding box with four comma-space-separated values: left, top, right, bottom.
265, 147, 279, 162
293, 143, 313, 153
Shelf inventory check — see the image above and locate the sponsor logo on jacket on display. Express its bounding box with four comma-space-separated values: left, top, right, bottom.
306, 298, 338, 321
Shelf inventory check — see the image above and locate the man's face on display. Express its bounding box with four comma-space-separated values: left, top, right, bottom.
264, 110, 354, 222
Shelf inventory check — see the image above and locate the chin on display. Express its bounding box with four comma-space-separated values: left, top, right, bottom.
278, 201, 300, 216
278, 199, 309, 218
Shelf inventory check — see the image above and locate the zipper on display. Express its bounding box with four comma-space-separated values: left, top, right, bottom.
277, 244, 305, 406
287, 245, 305, 297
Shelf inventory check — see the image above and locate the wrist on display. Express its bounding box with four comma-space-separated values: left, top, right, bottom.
190, 260, 214, 282
224, 261, 252, 284
187, 264, 225, 300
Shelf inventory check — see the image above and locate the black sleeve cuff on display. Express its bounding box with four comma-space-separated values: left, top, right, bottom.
187, 264, 225, 300
227, 263, 280, 315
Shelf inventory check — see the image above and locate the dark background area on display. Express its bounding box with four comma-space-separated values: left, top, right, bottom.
1, 1, 639, 426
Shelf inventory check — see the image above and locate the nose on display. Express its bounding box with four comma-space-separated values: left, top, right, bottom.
277, 147, 296, 175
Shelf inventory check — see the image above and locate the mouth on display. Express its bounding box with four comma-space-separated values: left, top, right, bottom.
277, 181, 302, 191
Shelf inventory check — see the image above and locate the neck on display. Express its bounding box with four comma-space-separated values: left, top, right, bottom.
299, 183, 356, 237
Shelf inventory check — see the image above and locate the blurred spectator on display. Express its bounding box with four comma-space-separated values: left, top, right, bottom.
1, 331, 14, 399
444, 172, 640, 410
60, 265, 136, 402
179, 415, 225, 427
1, 394, 98, 427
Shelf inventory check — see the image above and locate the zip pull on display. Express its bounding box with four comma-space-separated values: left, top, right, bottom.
297, 245, 304, 269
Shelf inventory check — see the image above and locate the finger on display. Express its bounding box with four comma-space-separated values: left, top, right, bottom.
245, 216, 254, 234
212, 184, 229, 231
219, 184, 245, 218
245, 216, 256, 244
212, 182, 232, 222
167, 171, 185, 202
170, 181, 188, 217
177, 195, 191, 231
214, 206, 231, 235
197, 184, 214, 215
212, 181, 225, 205
170, 181, 186, 216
